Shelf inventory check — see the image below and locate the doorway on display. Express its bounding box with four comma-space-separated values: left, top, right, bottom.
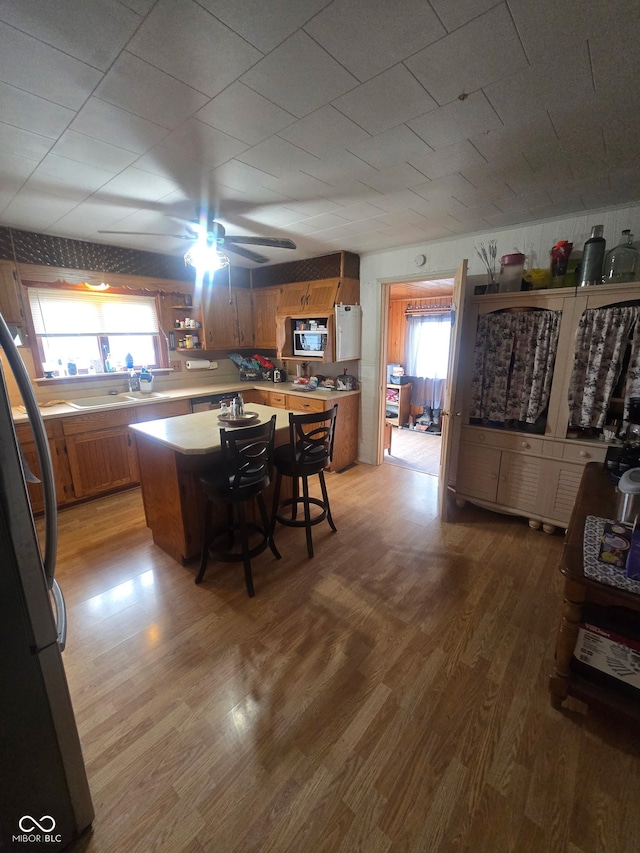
381, 276, 454, 477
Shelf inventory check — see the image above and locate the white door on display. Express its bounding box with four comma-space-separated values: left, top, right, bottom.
438, 259, 468, 521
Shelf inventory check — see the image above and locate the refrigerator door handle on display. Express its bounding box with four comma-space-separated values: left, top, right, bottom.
51, 578, 67, 650
0, 313, 58, 587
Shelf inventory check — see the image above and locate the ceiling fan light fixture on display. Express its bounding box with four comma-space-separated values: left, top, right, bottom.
184, 242, 229, 275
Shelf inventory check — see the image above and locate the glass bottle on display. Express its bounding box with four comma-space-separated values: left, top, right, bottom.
579, 225, 606, 286
604, 230, 639, 284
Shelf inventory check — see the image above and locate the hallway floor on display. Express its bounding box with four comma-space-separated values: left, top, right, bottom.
384, 425, 441, 476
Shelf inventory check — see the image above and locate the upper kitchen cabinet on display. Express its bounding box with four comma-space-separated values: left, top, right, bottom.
0, 260, 25, 326
277, 278, 360, 314
252, 285, 281, 349
199, 284, 253, 350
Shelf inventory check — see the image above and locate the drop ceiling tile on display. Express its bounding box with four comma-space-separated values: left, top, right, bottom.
406, 5, 528, 106
50, 198, 156, 236
2, 188, 81, 231
196, 83, 296, 146
198, 0, 330, 52
333, 64, 437, 136
237, 136, 321, 179
134, 147, 216, 197
95, 52, 209, 129
483, 210, 536, 229
211, 160, 285, 193
245, 207, 304, 227
528, 199, 586, 221
360, 164, 429, 193
70, 99, 169, 154
335, 201, 387, 222
350, 126, 433, 170
259, 172, 332, 201
429, 0, 502, 32
0, 23, 102, 109
159, 119, 249, 168
240, 31, 358, 118
282, 198, 343, 218
297, 212, 349, 231
484, 44, 594, 125
127, 0, 262, 98
0, 82, 75, 139
0, 151, 39, 181
470, 110, 556, 161
0, 0, 141, 70
279, 106, 370, 156
409, 91, 502, 150
95, 168, 182, 204
409, 140, 486, 181
492, 189, 550, 214
341, 217, 383, 233
50, 130, 140, 173
0, 122, 53, 161
119, 0, 156, 13
28, 154, 114, 198
305, 0, 445, 82
300, 151, 378, 185
375, 209, 431, 228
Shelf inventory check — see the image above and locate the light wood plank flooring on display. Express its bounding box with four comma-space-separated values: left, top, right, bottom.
49, 462, 640, 853
384, 426, 441, 476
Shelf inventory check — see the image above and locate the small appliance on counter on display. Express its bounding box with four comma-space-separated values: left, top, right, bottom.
273, 367, 286, 383
336, 369, 357, 391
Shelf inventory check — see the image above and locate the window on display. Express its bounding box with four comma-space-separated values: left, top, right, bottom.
27, 287, 163, 376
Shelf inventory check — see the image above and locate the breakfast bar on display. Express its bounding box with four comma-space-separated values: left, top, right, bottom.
130, 404, 294, 566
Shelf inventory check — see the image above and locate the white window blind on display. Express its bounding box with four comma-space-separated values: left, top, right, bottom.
28, 288, 159, 335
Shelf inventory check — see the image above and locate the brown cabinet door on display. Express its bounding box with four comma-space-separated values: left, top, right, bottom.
200, 285, 239, 349
235, 287, 253, 348
252, 286, 280, 348
243, 389, 270, 405
0, 260, 24, 325
17, 435, 72, 511
277, 282, 310, 314
305, 279, 340, 311
66, 427, 138, 498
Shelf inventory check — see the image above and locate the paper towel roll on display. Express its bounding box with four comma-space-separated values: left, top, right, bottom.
186, 359, 213, 370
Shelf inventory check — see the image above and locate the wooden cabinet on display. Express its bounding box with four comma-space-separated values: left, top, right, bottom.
276, 277, 359, 314
385, 383, 412, 427
14, 420, 72, 512
200, 285, 253, 350
62, 409, 138, 498
252, 285, 281, 348
0, 260, 24, 325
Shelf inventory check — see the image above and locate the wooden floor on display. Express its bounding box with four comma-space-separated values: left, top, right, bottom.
48, 462, 640, 853
384, 426, 441, 476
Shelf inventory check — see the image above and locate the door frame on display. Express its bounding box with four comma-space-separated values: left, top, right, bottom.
376, 271, 456, 466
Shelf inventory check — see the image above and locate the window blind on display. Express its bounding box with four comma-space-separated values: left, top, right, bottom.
28, 288, 159, 335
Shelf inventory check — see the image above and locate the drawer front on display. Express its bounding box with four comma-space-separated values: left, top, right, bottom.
287, 395, 325, 413
268, 392, 287, 408
462, 427, 544, 455
135, 400, 191, 422
62, 407, 135, 435
560, 442, 607, 464
15, 420, 56, 440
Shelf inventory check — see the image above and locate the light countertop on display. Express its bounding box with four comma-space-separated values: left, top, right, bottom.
129, 404, 294, 455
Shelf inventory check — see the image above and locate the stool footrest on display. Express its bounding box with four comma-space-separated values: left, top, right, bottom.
276, 496, 327, 528
207, 522, 272, 563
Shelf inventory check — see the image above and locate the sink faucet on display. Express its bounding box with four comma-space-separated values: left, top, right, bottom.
128, 370, 140, 392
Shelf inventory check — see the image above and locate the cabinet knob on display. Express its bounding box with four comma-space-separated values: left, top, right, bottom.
521, 441, 530, 448
478, 434, 485, 442
579, 450, 589, 458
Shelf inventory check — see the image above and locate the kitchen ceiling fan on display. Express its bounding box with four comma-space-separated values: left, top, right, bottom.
98, 209, 297, 265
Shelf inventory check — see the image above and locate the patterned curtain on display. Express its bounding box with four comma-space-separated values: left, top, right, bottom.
568, 306, 640, 428
470, 309, 561, 424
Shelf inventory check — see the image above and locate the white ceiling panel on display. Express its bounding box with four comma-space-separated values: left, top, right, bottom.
69, 99, 169, 154
333, 65, 438, 136
0, 23, 102, 109
240, 31, 358, 118
406, 5, 528, 106
198, 0, 331, 53
0, 0, 141, 70
0, 4, 638, 264
94, 53, 209, 129
305, 0, 446, 82
127, 0, 262, 98
409, 91, 502, 150
0, 82, 75, 139
196, 83, 296, 146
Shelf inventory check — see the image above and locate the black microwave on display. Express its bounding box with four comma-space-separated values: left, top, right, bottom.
293, 330, 327, 357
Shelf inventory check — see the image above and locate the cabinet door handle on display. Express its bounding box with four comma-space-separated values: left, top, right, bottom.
521, 441, 530, 448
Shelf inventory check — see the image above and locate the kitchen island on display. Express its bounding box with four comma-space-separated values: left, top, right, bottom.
129, 404, 295, 566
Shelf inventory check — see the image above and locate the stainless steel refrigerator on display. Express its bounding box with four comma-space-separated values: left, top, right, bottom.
0, 313, 94, 851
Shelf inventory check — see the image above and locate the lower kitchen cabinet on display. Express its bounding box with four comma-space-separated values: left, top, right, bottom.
455, 427, 607, 531
14, 420, 73, 512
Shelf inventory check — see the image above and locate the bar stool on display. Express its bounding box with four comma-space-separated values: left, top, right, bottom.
271, 406, 338, 558
195, 415, 279, 597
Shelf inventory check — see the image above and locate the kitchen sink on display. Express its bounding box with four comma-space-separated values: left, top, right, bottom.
122, 391, 169, 400
66, 395, 137, 409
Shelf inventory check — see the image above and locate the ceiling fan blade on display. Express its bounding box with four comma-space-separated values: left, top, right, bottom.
98, 230, 194, 240
223, 244, 270, 264
224, 236, 297, 250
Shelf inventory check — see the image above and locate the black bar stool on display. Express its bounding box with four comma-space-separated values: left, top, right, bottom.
271, 406, 338, 558
195, 415, 279, 597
